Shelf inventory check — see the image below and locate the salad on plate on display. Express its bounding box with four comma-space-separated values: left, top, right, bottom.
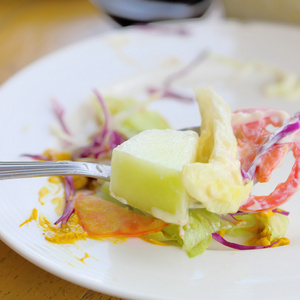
22, 86, 300, 258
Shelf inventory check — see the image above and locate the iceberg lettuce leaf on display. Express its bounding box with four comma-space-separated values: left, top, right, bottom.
143, 208, 231, 257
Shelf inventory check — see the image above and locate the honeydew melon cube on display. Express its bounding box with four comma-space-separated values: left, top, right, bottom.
110, 129, 199, 225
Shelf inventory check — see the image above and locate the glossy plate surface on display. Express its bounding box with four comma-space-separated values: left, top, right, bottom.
0, 19, 300, 300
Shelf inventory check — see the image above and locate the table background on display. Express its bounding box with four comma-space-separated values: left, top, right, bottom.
0, 1, 122, 299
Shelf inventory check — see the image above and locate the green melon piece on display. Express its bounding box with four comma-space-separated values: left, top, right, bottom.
110, 129, 199, 225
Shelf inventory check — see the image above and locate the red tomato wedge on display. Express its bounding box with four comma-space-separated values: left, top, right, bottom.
241, 142, 300, 212
233, 108, 300, 212
233, 108, 285, 174
75, 194, 167, 237
256, 144, 289, 183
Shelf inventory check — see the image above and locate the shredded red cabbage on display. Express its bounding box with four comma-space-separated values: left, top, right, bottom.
54, 176, 76, 225
233, 209, 289, 216
146, 51, 207, 102
22, 154, 50, 161
23, 152, 78, 225
221, 211, 249, 224
163, 51, 207, 88
23, 153, 77, 225
52, 98, 71, 136
212, 233, 278, 250
244, 112, 300, 180
231, 210, 248, 216
147, 87, 194, 102
73, 90, 126, 160
224, 211, 247, 223
241, 168, 251, 181
272, 208, 290, 216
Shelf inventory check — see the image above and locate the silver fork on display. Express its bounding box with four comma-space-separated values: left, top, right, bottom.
0, 160, 112, 181
0, 126, 199, 181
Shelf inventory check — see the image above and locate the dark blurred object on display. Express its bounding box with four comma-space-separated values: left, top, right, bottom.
90, 0, 212, 26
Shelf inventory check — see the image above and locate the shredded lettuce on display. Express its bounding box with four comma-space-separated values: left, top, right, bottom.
258, 212, 289, 242
225, 210, 289, 246
143, 209, 231, 257
142, 209, 289, 255
181, 209, 231, 257
92, 95, 169, 138
119, 110, 169, 138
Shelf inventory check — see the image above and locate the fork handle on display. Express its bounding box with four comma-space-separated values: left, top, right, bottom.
0, 161, 111, 181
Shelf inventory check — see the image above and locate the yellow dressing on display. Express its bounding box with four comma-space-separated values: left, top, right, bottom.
48, 176, 61, 184
78, 252, 89, 263
272, 237, 290, 247
38, 186, 50, 205
244, 213, 290, 247
140, 237, 171, 246
51, 196, 65, 216
19, 208, 38, 227
45, 231, 87, 244
72, 175, 88, 189
259, 211, 275, 219
218, 229, 227, 237
43, 149, 71, 161
38, 214, 88, 244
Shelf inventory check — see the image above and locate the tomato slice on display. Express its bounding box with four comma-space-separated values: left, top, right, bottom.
233, 108, 285, 174
256, 144, 289, 183
75, 194, 167, 237
233, 108, 300, 212
241, 143, 300, 212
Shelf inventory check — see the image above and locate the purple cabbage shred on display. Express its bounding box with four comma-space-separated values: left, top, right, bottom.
146, 51, 207, 102
212, 233, 278, 250
272, 208, 290, 216
73, 90, 126, 160
52, 98, 72, 136
147, 87, 194, 102
22, 154, 50, 161
54, 176, 76, 225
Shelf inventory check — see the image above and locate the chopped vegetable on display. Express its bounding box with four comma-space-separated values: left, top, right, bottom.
73, 90, 127, 160
142, 208, 231, 257
182, 88, 252, 214
242, 111, 300, 180
110, 129, 199, 225
213, 209, 290, 250
52, 98, 72, 136
146, 51, 207, 102
233, 108, 300, 212
212, 233, 278, 250
75, 194, 167, 237
54, 176, 76, 225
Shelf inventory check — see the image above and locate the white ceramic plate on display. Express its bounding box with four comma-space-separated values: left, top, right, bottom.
1, 19, 300, 300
